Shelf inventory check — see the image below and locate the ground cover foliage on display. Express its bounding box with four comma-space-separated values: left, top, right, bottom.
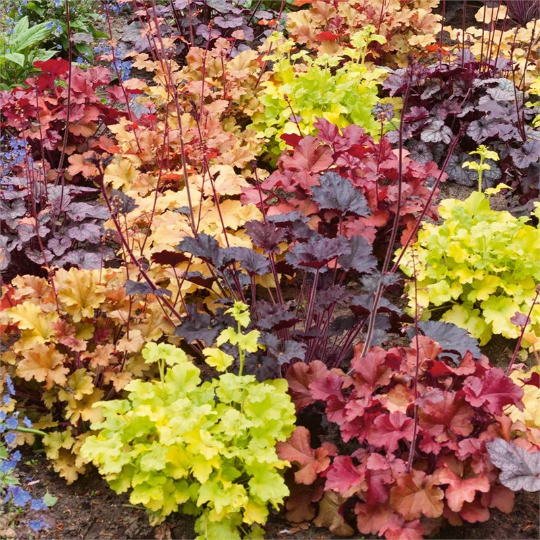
1, 0, 540, 538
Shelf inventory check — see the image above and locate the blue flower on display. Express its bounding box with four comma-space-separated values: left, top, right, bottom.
8, 486, 32, 507
54, 0, 62, 7
0, 411, 6, 422
31, 498, 49, 511
6, 375, 15, 395
23, 416, 32, 428
46, 22, 53, 30
56, 44, 62, 50
29, 519, 48, 532
6, 416, 18, 430
5, 432, 16, 445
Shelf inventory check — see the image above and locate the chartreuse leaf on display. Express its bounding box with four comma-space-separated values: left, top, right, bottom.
398, 187, 540, 346
81, 341, 296, 536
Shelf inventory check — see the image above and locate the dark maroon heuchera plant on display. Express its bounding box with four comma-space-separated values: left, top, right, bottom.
383, 54, 540, 203
277, 331, 527, 539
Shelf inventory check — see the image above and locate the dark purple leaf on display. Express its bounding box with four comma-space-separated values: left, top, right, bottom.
510, 140, 540, 169
223, 246, 270, 275
421, 119, 453, 144
245, 220, 286, 253
255, 301, 299, 331
417, 320, 481, 360
285, 236, 350, 271
175, 305, 223, 345
311, 172, 371, 216
338, 235, 376, 273
177, 234, 225, 268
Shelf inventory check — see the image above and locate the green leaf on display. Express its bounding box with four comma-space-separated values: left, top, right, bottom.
2, 52, 25, 67
11, 20, 52, 52
43, 492, 58, 507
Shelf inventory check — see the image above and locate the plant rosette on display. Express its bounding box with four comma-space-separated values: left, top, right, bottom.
397, 190, 540, 346
81, 304, 296, 538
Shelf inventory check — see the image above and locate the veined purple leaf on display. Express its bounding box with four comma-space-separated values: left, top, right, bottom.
487, 438, 540, 492
338, 235, 376, 273
285, 236, 350, 272
245, 220, 286, 253
223, 246, 270, 275
311, 172, 371, 216
177, 234, 225, 268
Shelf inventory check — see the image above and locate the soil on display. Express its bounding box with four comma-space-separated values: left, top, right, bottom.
19, 454, 540, 540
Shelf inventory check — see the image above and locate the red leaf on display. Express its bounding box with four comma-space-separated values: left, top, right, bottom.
316, 31, 344, 41
368, 411, 414, 452
276, 426, 336, 485
382, 515, 425, 540
34, 58, 70, 76
430, 350, 478, 377
459, 498, 490, 523
463, 368, 524, 415
418, 389, 475, 439
313, 118, 340, 144
351, 346, 393, 388
325, 455, 365, 496
280, 136, 333, 173
286, 360, 328, 411
280, 133, 303, 148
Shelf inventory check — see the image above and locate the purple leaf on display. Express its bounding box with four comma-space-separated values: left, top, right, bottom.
223, 246, 270, 275
245, 220, 286, 254
417, 321, 481, 361
311, 172, 371, 216
337, 235, 376, 273
285, 236, 350, 271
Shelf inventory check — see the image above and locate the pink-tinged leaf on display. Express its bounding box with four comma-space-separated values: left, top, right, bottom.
418, 389, 475, 438
286, 360, 328, 411
276, 426, 336, 485
463, 368, 524, 415
367, 411, 415, 452
314, 118, 340, 144
459, 498, 490, 523
435, 465, 490, 512
325, 455, 365, 496
355, 503, 394, 535
365, 467, 393, 505
309, 370, 349, 401
389, 469, 444, 520
430, 351, 478, 377
418, 432, 442, 455
481, 485, 515, 514
510, 311, 530, 327
381, 515, 425, 540
351, 346, 393, 387
280, 136, 334, 173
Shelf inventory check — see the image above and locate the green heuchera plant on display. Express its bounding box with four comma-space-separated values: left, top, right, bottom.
81, 303, 296, 538
251, 27, 390, 155
397, 148, 540, 345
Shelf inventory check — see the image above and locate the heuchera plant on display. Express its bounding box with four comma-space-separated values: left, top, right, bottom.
285, 0, 442, 67
242, 118, 446, 250
0, 268, 173, 483
81, 303, 296, 539
277, 333, 526, 538
383, 55, 540, 203
397, 187, 540, 346
250, 28, 391, 156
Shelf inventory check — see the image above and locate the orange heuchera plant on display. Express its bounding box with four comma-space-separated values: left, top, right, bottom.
0, 269, 174, 482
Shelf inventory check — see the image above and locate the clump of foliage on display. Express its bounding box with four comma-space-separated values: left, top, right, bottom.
397, 185, 540, 345
0, 16, 57, 89
277, 332, 526, 538
285, 0, 442, 67
81, 303, 296, 538
250, 28, 392, 156
383, 56, 540, 202
243, 118, 446, 249
120, 0, 280, 63
6, 0, 108, 62
0, 269, 174, 483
